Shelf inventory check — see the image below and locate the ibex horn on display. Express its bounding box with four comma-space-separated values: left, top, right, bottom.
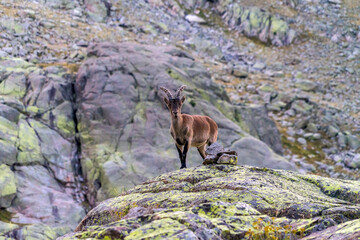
160, 86, 173, 99
175, 85, 186, 98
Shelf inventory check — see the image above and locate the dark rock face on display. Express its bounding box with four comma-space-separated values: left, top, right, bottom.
61, 165, 360, 239
75, 42, 295, 204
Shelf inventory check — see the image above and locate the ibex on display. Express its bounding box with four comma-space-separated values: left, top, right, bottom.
160, 85, 218, 169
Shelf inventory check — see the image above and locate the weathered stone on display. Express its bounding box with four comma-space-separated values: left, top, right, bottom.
0, 165, 16, 208
295, 80, 318, 92
203, 142, 237, 165
12, 165, 85, 226
347, 134, 360, 150
217, 153, 238, 165
84, 0, 111, 22
16, 119, 44, 165
218, 4, 296, 46
344, 154, 360, 169
327, 125, 339, 137
61, 165, 360, 239
337, 132, 347, 148
231, 137, 296, 170
0, 221, 18, 235
185, 14, 206, 24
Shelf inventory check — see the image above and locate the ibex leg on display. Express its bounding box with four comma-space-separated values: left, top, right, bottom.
176, 144, 184, 168
197, 145, 206, 159
180, 140, 189, 169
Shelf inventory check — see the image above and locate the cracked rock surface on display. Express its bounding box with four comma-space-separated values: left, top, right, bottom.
62, 165, 360, 239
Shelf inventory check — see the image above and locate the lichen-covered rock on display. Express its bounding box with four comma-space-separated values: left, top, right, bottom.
84, 0, 111, 22
160, 0, 297, 46
60, 165, 360, 239
203, 142, 238, 165
76, 42, 294, 204
0, 58, 85, 237
0, 165, 16, 208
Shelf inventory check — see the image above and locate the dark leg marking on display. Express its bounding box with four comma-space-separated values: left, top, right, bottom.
181, 140, 189, 169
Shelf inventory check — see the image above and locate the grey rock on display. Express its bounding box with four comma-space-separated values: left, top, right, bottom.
185, 14, 206, 24
253, 61, 266, 70
344, 154, 360, 169
327, 125, 339, 137
297, 137, 307, 145
84, 0, 111, 22
328, 0, 341, 4
0, 164, 16, 208
347, 135, 360, 150
295, 80, 318, 92
203, 142, 237, 165
306, 123, 318, 132
231, 137, 297, 171
12, 165, 85, 226
337, 133, 347, 148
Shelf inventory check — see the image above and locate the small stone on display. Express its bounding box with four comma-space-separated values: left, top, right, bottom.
295, 80, 317, 92
299, 161, 316, 172
306, 123, 318, 132
337, 133, 347, 148
268, 101, 286, 112
217, 154, 238, 165
344, 154, 360, 169
312, 133, 321, 140
73, 8, 83, 17
327, 125, 339, 137
285, 109, 296, 117
297, 137, 307, 145
347, 135, 360, 150
76, 40, 88, 47
39, 20, 56, 29
291, 101, 313, 114
24, 9, 36, 19
232, 68, 248, 78
258, 84, 275, 92
252, 61, 266, 70
328, 0, 341, 4
185, 15, 206, 24
295, 118, 309, 129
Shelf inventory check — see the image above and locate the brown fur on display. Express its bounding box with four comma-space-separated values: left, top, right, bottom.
160, 85, 218, 169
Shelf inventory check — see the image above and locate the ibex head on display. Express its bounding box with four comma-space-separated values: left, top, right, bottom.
160, 85, 186, 119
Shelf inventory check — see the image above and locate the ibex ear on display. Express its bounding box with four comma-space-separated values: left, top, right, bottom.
163, 97, 170, 105
181, 95, 186, 104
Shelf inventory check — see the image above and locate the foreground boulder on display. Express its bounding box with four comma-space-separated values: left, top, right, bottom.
61, 165, 360, 239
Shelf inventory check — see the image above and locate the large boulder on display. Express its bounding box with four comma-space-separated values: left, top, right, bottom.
0, 58, 85, 238
75, 42, 295, 204
60, 165, 360, 239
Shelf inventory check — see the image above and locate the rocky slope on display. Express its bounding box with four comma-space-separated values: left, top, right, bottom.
60, 165, 360, 239
0, 0, 359, 239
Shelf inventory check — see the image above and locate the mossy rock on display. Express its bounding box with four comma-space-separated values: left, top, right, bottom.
0, 165, 17, 208
60, 165, 360, 239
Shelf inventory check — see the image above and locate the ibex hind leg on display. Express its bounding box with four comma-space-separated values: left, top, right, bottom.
197, 145, 206, 160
